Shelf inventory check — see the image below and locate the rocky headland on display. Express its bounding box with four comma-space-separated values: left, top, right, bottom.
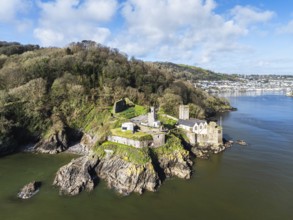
53, 155, 98, 196
53, 135, 193, 196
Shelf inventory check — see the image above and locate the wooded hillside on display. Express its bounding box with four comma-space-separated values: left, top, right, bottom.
0, 40, 231, 154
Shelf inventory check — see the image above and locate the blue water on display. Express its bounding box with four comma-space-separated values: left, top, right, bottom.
0, 92, 292, 220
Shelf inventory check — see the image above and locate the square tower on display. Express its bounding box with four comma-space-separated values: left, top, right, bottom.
179, 105, 189, 120
148, 107, 156, 126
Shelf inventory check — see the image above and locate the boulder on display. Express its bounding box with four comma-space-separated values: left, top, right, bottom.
18, 181, 41, 199
236, 140, 247, 146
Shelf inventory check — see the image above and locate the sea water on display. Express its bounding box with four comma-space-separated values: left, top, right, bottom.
0, 92, 292, 220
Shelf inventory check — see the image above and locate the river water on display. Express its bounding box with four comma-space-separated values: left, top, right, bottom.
0, 92, 293, 220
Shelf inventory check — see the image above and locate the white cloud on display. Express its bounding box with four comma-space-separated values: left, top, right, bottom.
114, 0, 248, 64
230, 5, 275, 27
34, 0, 118, 46
0, 0, 29, 22
111, 1, 276, 67
0, 0, 33, 33
277, 20, 293, 34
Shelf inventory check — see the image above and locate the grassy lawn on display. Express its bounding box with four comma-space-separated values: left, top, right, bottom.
95, 141, 151, 165
152, 134, 188, 156
158, 114, 177, 129
116, 105, 148, 119
110, 128, 153, 141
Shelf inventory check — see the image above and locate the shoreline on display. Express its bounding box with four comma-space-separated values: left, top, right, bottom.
19, 143, 88, 156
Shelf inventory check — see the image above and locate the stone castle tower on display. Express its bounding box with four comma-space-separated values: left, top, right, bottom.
148, 107, 156, 126
179, 105, 189, 120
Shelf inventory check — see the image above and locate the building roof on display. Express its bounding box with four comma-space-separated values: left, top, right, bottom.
130, 115, 148, 124
178, 118, 206, 127
122, 122, 135, 127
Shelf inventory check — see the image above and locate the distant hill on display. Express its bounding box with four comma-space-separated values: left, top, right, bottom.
150, 62, 238, 81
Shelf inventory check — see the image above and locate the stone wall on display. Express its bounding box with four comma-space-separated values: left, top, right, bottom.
151, 133, 165, 147
186, 132, 196, 145
184, 121, 223, 147
207, 122, 223, 146
107, 136, 152, 148
113, 99, 127, 113
179, 105, 189, 120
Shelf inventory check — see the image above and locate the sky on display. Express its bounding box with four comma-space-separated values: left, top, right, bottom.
1, 0, 293, 75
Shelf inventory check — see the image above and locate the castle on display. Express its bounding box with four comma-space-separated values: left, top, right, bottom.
108, 107, 165, 148
177, 105, 223, 147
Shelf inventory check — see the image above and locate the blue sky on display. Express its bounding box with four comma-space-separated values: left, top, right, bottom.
1, 0, 293, 74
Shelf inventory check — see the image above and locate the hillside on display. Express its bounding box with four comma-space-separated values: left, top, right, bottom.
0, 40, 231, 155
151, 62, 238, 81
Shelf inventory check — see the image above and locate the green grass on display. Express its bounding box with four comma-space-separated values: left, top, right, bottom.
158, 114, 177, 129
110, 128, 153, 141
116, 105, 148, 119
153, 134, 188, 156
95, 141, 151, 165
69, 103, 117, 144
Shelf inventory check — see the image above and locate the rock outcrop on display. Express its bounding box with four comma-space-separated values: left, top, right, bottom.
191, 144, 227, 159
18, 181, 41, 199
96, 155, 160, 195
33, 114, 74, 154
191, 146, 210, 159
53, 140, 194, 196
53, 156, 99, 196
80, 133, 97, 151
156, 150, 192, 179
34, 128, 68, 154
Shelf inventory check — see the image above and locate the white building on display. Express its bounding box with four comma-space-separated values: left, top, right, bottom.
121, 122, 135, 132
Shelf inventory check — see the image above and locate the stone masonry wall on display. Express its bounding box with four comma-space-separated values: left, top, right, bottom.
113, 99, 127, 113
151, 133, 165, 147
107, 136, 152, 148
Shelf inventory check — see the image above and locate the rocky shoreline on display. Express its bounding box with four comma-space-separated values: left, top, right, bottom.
53, 147, 193, 196
13, 131, 233, 197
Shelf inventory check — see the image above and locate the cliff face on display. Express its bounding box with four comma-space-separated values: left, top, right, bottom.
34, 129, 68, 154
156, 150, 192, 179
96, 155, 160, 195
53, 156, 99, 196
53, 143, 193, 196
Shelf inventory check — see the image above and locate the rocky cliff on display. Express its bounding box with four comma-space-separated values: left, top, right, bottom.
34, 116, 69, 154
34, 129, 68, 154
53, 155, 99, 196
53, 140, 193, 196
96, 155, 160, 195
155, 150, 192, 179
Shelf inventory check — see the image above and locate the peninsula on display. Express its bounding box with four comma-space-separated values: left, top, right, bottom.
0, 41, 233, 196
